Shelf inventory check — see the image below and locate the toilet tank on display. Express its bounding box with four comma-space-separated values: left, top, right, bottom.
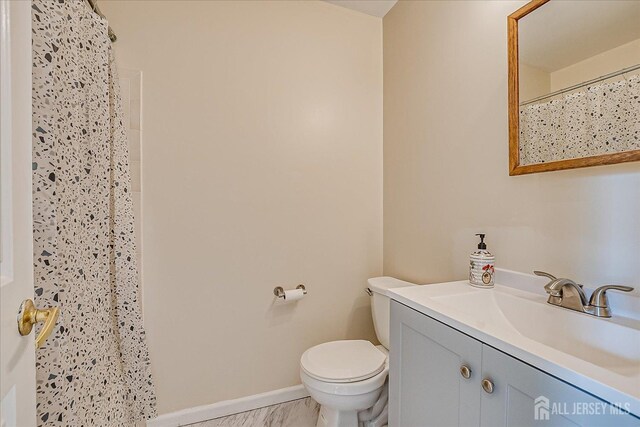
368, 277, 417, 349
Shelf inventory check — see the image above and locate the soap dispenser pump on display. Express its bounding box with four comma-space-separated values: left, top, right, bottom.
469, 233, 495, 288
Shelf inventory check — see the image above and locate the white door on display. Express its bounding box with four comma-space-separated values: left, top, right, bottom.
0, 1, 37, 426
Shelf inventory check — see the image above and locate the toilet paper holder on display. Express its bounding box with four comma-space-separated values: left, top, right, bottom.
274, 284, 307, 299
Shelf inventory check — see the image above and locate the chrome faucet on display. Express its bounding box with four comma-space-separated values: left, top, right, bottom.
534, 271, 634, 318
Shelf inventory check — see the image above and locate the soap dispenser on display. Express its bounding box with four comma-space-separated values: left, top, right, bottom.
469, 234, 495, 288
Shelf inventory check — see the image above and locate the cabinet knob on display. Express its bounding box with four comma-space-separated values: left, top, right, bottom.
482, 378, 494, 394
459, 365, 471, 379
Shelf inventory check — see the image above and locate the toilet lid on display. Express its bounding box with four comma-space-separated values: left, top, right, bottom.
300, 340, 386, 383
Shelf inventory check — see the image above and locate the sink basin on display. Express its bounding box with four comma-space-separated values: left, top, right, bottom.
430, 286, 640, 377
388, 269, 640, 416
495, 290, 640, 376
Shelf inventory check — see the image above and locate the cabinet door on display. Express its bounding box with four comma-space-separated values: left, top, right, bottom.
480, 345, 640, 427
389, 301, 483, 427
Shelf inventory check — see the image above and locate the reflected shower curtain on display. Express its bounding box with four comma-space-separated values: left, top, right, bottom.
31, 0, 157, 425
519, 75, 640, 165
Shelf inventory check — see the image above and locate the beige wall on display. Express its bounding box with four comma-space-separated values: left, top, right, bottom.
102, 0, 382, 414
520, 38, 640, 102
519, 62, 550, 102
383, 1, 640, 285
550, 38, 640, 91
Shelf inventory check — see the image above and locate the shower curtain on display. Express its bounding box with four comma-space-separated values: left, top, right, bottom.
31, 0, 157, 425
519, 74, 640, 165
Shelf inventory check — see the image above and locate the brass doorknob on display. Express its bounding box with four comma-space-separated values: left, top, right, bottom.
482, 378, 494, 394
17, 299, 60, 348
460, 365, 472, 379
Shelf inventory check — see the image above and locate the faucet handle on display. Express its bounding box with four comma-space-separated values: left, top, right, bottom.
534, 271, 557, 280
588, 285, 634, 308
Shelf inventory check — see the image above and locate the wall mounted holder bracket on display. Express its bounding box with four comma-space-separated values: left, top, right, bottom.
273, 284, 307, 299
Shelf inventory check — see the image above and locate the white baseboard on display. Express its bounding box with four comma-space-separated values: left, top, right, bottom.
147, 385, 310, 427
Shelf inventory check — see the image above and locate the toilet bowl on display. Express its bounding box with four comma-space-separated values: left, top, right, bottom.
300, 277, 416, 427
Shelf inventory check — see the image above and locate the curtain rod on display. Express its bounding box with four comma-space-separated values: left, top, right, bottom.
520, 63, 640, 107
86, 0, 117, 42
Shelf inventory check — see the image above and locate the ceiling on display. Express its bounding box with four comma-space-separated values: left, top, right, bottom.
519, 0, 640, 72
325, 0, 398, 18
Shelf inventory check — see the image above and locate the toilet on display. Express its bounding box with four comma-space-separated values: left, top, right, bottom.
300, 277, 416, 427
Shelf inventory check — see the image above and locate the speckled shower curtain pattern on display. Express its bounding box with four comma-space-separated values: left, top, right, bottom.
519, 75, 640, 165
31, 0, 156, 425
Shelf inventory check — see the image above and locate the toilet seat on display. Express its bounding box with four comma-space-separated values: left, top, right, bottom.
300, 340, 386, 383
300, 364, 388, 397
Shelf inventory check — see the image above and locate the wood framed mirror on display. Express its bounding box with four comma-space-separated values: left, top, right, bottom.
508, 0, 640, 175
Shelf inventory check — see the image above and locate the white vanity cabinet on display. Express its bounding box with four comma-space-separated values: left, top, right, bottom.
389, 300, 640, 427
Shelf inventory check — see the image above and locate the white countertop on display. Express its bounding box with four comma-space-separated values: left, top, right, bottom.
388, 269, 640, 417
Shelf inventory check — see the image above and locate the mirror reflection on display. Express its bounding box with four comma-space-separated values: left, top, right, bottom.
517, 1, 640, 166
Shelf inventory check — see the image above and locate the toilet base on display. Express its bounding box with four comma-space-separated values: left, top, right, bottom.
316, 405, 358, 427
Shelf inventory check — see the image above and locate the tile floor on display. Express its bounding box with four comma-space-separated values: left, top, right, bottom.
186, 397, 320, 427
